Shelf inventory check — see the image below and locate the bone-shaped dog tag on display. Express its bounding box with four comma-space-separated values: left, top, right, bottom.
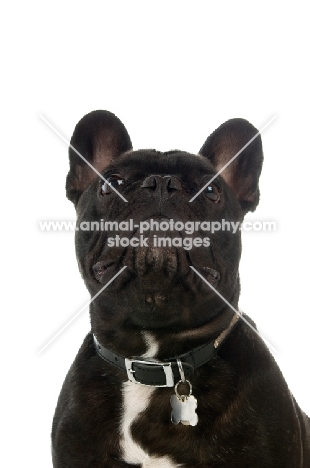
171, 362, 198, 426
170, 374, 198, 426
170, 394, 198, 426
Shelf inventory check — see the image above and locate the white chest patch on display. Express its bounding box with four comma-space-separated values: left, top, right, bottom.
119, 333, 183, 467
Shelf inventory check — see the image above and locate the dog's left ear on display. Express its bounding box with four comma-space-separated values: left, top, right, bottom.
66, 110, 132, 206
199, 118, 263, 213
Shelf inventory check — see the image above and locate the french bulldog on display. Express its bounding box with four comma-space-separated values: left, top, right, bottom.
52, 110, 310, 467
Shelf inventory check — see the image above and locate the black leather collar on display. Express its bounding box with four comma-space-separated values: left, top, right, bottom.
93, 312, 241, 387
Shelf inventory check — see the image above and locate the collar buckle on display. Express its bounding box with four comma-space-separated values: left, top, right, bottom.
125, 357, 175, 387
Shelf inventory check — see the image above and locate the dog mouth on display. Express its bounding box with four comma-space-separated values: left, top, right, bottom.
91, 223, 221, 291
92, 260, 116, 281
92, 254, 221, 289
201, 266, 221, 287
90, 233, 222, 331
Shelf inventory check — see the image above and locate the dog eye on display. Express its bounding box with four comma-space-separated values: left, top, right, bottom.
101, 175, 124, 195
205, 184, 220, 203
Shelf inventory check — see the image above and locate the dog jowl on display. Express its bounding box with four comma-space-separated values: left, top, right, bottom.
52, 111, 310, 467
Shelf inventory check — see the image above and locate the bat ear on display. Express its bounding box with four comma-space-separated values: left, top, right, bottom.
66, 110, 132, 206
199, 118, 263, 213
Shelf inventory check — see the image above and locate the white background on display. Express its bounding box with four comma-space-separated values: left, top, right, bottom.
1, 1, 310, 466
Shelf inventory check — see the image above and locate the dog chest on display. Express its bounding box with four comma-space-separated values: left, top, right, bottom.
120, 381, 182, 467
119, 332, 183, 467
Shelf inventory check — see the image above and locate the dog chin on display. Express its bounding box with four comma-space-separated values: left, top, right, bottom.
101, 279, 226, 332
123, 300, 226, 333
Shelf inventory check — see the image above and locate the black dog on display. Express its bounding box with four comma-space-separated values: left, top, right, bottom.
52, 111, 310, 467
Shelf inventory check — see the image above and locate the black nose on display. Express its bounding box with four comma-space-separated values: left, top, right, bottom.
141, 175, 182, 192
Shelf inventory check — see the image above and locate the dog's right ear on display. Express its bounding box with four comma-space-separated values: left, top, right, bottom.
66, 110, 132, 206
199, 118, 263, 214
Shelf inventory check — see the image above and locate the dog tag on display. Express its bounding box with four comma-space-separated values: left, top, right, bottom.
170, 380, 198, 426
170, 394, 198, 426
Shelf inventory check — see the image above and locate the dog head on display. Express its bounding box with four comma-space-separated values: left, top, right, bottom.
66, 111, 263, 343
